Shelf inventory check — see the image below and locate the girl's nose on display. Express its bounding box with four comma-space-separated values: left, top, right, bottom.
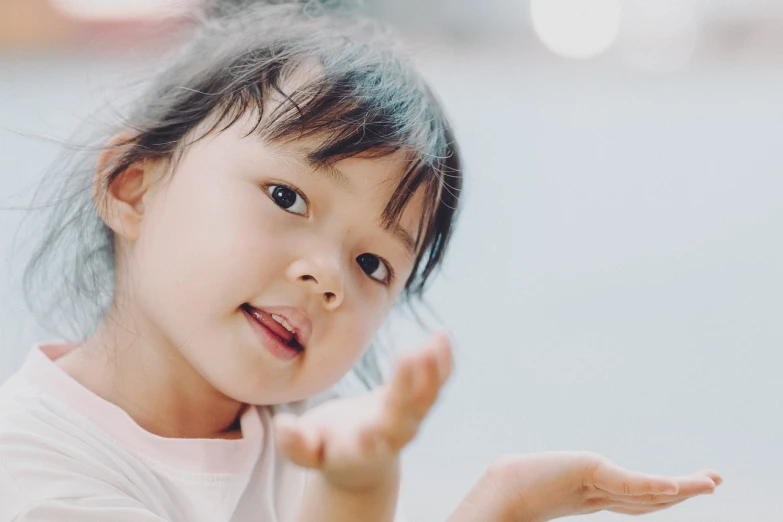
286, 257, 345, 311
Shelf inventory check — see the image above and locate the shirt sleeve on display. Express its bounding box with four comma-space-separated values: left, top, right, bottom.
0, 422, 178, 522
1, 459, 169, 521
0, 464, 175, 522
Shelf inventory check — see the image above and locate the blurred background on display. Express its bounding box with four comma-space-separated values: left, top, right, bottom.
1, 0, 782, 520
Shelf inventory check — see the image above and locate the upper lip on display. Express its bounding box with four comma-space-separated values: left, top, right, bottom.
249, 305, 312, 349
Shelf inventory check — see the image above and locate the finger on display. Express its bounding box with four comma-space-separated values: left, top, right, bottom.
381, 335, 450, 448
385, 353, 419, 415
430, 331, 453, 386
609, 498, 686, 515
600, 469, 717, 503
388, 334, 450, 419
380, 354, 424, 448
594, 462, 679, 496
669, 472, 719, 495
701, 468, 723, 487
394, 351, 439, 420
273, 413, 324, 469
607, 485, 714, 505
410, 336, 449, 414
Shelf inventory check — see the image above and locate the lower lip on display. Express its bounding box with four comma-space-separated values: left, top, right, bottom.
242, 308, 302, 361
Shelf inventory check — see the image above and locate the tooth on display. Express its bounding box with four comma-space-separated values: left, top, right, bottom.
271, 314, 295, 333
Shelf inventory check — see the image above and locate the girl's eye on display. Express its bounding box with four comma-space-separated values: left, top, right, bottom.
267, 184, 308, 216
356, 253, 391, 284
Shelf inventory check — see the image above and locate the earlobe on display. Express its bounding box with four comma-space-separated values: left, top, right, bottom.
93, 133, 155, 242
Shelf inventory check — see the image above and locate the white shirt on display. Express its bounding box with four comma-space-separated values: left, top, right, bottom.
0, 345, 407, 522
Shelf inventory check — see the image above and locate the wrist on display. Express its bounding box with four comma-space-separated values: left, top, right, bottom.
482, 457, 548, 522
320, 454, 402, 494
298, 461, 401, 522
448, 462, 543, 522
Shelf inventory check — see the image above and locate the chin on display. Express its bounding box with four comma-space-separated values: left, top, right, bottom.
211, 373, 302, 407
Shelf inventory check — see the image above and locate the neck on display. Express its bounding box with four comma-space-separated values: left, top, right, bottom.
57, 310, 245, 440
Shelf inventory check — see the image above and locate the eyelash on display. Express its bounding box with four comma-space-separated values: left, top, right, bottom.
369, 256, 395, 287
265, 182, 310, 216
263, 182, 396, 286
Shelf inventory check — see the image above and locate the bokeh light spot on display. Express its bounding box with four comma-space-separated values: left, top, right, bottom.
530, 0, 622, 59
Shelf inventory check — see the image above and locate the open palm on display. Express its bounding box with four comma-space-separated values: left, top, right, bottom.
480, 451, 721, 521
273, 332, 452, 491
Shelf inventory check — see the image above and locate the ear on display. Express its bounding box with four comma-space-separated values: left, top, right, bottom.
94, 133, 160, 243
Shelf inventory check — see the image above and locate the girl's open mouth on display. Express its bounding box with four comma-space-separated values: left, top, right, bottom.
241, 304, 305, 359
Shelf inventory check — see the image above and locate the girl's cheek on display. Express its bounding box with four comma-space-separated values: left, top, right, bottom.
249, 194, 305, 231
352, 293, 391, 334
231, 192, 297, 239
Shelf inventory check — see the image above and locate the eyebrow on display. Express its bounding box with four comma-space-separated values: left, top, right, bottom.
386, 222, 417, 258
300, 155, 350, 188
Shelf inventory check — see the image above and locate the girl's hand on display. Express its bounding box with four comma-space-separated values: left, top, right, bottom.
273, 332, 452, 492
451, 452, 722, 522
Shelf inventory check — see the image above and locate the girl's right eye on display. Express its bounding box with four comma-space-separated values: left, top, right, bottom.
267, 184, 308, 216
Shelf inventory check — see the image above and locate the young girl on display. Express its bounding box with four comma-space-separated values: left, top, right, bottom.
0, 2, 721, 521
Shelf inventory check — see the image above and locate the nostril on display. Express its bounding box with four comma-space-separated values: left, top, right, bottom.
324, 292, 336, 303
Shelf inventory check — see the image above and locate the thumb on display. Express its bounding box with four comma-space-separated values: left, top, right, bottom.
273, 412, 324, 469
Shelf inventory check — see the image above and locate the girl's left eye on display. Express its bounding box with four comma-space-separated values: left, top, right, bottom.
356, 253, 392, 284
267, 184, 308, 216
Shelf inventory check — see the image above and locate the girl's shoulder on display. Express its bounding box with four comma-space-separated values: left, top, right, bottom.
0, 365, 51, 433
0, 367, 151, 520
0, 344, 92, 438
0, 356, 133, 472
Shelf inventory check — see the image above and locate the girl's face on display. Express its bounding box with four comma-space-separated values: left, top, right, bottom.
123, 114, 423, 405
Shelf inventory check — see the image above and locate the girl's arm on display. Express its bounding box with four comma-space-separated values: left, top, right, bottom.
446, 452, 721, 522
274, 333, 452, 522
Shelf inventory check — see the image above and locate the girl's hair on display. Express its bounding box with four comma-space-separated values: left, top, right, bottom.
22, 0, 462, 386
